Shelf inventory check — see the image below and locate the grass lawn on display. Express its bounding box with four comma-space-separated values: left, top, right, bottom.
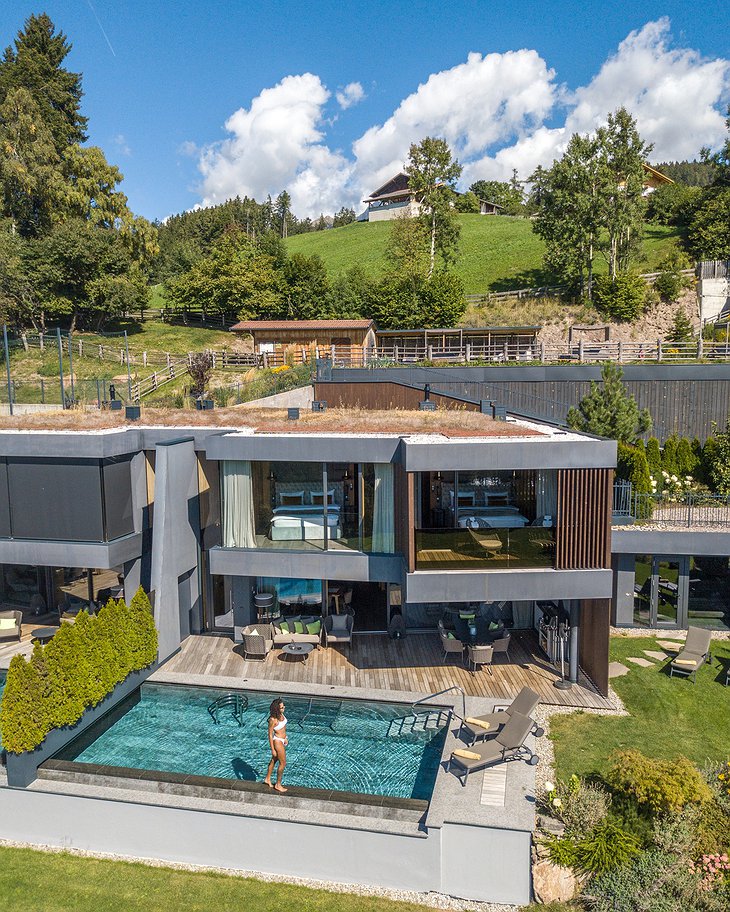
0, 846, 432, 912
285, 216, 681, 295
550, 635, 730, 781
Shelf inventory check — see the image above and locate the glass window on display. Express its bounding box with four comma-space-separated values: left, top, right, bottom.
102, 456, 134, 540
688, 556, 730, 630
221, 460, 394, 553
633, 554, 652, 626
415, 469, 556, 570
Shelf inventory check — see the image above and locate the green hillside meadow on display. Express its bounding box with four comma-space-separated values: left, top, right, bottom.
285, 214, 681, 295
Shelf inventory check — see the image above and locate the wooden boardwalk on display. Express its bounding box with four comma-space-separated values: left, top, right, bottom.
162, 630, 612, 709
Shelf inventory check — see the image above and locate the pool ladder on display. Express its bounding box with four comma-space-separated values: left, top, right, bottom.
387, 708, 452, 737
208, 693, 248, 726
386, 685, 465, 738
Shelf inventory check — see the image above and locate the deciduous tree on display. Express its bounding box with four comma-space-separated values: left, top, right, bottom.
406, 137, 462, 276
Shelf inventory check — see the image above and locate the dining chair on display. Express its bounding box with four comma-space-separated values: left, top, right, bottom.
467, 644, 494, 675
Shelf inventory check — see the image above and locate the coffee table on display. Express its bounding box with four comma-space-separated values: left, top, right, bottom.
281, 643, 315, 663
32, 626, 60, 644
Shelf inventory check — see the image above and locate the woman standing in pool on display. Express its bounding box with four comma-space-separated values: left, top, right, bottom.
264, 697, 288, 792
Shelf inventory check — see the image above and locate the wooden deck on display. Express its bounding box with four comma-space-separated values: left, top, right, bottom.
161, 630, 612, 709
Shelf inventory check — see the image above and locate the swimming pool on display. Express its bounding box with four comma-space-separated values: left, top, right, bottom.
56, 684, 449, 800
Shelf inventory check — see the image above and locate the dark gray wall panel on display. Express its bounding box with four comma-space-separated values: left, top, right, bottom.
0, 460, 10, 537
334, 366, 730, 441
7, 458, 104, 542
103, 456, 135, 540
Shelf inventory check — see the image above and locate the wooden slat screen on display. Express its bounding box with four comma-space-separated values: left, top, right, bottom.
555, 468, 613, 569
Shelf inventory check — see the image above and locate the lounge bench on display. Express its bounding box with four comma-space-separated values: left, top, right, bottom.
0, 610, 22, 643
448, 711, 539, 786
458, 686, 542, 745
669, 626, 712, 683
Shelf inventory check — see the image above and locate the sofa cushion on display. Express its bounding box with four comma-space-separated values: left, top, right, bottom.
293, 620, 305, 634
306, 619, 321, 636
0, 618, 17, 630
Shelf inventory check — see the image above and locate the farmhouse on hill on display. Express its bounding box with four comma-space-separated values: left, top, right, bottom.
360, 171, 503, 222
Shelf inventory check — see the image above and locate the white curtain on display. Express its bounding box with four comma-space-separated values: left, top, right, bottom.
372, 463, 395, 553
222, 460, 256, 548
536, 470, 557, 521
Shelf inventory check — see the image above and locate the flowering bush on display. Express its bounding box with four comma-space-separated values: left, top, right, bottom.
691, 853, 730, 891
717, 762, 730, 799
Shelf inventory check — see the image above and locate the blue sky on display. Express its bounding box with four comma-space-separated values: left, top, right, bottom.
2, 2, 729, 221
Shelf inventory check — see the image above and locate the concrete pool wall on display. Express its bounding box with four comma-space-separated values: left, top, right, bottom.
0, 780, 532, 905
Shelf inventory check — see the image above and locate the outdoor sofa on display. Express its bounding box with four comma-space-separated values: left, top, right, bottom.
448, 711, 539, 786
669, 626, 712, 683
271, 616, 323, 647
0, 610, 22, 642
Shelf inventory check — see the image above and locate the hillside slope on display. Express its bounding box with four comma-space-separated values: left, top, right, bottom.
285, 214, 681, 294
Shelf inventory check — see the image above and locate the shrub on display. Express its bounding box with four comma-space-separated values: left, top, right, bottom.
0, 588, 158, 754
593, 273, 648, 322
662, 433, 679, 475
608, 750, 713, 814
571, 820, 641, 875
549, 775, 612, 836
655, 248, 692, 304
590, 849, 723, 912
646, 436, 662, 477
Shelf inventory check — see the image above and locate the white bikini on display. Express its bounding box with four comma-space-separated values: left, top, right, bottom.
272, 715, 288, 746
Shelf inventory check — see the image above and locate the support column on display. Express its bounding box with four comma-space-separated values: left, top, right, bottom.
569, 600, 580, 684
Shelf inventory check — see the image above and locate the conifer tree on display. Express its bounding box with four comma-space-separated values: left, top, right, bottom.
567, 362, 652, 443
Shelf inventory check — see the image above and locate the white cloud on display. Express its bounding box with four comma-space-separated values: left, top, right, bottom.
113, 133, 131, 156
193, 21, 730, 217
336, 82, 365, 110
197, 73, 353, 217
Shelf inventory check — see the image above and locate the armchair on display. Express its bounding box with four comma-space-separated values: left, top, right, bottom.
0, 610, 22, 643
324, 613, 353, 649
241, 623, 273, 660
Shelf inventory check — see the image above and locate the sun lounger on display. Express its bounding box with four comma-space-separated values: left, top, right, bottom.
448, 711, 539, 786
458, 686, 542, 745
669, 626, 712, 683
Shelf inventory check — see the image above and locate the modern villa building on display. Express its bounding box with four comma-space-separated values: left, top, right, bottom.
0, 408, 615, 694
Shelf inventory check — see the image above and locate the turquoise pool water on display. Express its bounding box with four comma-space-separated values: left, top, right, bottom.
58, 684, 448, 800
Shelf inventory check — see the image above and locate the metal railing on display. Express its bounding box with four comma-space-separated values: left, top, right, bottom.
613, 481, 730, 528
412, 685, 465, 722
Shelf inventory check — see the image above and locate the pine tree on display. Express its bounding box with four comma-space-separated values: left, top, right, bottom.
566, 362, 652, 443
0, 13, 87, 154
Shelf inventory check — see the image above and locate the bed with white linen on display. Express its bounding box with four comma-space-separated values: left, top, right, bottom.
269, 504, 341, 541
457, 506, 528, 529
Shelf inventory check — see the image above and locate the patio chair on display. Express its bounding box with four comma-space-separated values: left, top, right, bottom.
490, 630, 511, 662
669, 626, 712, 683
241, 623, 273, 660
0, 609, 22, 643
324, 613, 353, 649
438, 623, 464, 664
448, 711, 539, 786
467, 643, 494, 676
458, 686, 542, 745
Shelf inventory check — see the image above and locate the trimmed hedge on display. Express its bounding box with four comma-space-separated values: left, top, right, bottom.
0, 588, 157, 754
